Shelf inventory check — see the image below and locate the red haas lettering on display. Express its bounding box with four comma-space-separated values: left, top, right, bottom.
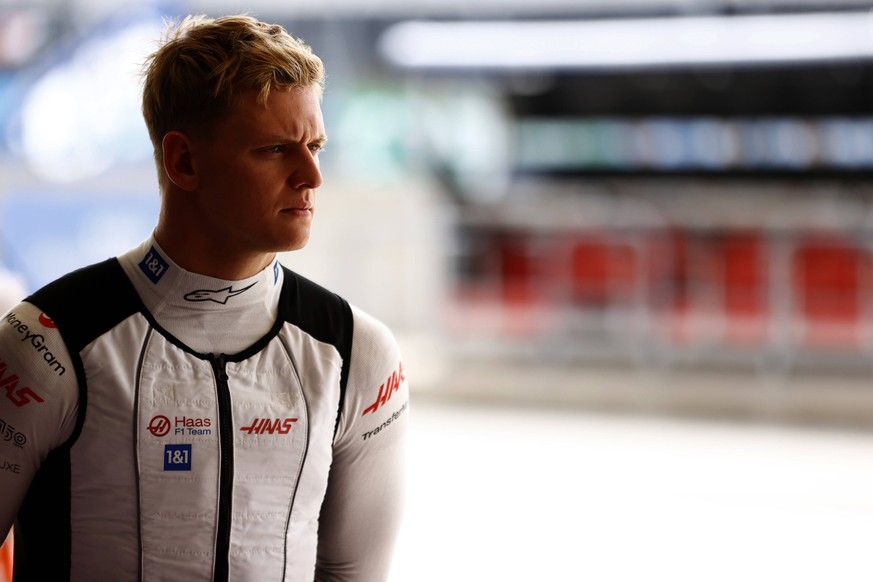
363, 362, 405, 416
0, 359, 44, 408
240, 418, 297, 435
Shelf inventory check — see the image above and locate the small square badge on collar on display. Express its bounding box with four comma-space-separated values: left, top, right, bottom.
139, 246, 170, 285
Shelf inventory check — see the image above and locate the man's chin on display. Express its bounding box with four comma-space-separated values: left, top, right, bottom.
277, 235, 311, 253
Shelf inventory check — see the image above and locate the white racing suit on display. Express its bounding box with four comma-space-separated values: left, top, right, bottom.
0, 237, 409, 581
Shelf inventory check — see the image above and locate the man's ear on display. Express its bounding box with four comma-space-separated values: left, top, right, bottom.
162, 131, 199, 191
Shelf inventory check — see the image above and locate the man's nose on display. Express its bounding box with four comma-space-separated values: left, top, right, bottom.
290, 153, 322, 190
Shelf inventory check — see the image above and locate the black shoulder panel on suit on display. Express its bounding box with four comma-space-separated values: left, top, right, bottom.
26, 258, 143, 354
278, 268, 354, 429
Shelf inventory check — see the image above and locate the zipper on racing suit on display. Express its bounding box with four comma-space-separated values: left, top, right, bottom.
211, 354, 233, 582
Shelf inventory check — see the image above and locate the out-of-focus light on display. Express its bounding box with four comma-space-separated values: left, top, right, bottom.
0, 10, 47, 66
822, 119, 873, 168
513, 117, 873, 172
17, 15, 162, 183
379, 11, 873, 71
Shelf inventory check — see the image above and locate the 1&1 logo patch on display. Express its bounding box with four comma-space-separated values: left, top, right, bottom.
139, 246, 170, 284
164, 444, 192, 471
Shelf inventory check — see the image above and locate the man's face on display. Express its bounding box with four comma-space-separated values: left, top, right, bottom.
189, 84, 326, 257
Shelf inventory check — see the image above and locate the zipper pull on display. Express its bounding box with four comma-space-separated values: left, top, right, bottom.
212, 353, 229, 382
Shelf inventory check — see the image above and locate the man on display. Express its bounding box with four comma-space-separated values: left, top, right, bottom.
0, 268, 26, 582
0, 14, 408, 581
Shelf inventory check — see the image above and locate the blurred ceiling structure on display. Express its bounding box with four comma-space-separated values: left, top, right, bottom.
0, 0, 869, 179
377, 11, 873, 71
6, 0, 873, 18
189, 0, 873, 16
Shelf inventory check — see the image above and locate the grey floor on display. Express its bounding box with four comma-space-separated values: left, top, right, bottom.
390, 397, 873, 581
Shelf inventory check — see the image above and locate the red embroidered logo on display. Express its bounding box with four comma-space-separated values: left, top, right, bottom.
38, 313, 57, 329
147, 415, 171, 437
240, 418, 297, 435
0, 359, 44, 408
363, 362, 405, 416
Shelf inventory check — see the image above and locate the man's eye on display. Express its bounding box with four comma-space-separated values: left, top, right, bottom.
309, 143, 325, 153
267, 145, 285, 154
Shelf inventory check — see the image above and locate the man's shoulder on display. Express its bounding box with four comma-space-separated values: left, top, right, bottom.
279, 266, 390, 322
278, 266, 353, 350
348, 304, 396, 352
26, 259, 142, 353
279, 266, 345, 306
30, 259, 123, 299
278, 267, 399, 350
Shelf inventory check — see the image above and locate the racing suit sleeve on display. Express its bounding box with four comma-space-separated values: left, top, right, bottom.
0, 302, 78, 540
315, 305, 409, 582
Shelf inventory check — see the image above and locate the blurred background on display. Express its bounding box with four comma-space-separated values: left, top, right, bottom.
1, 0, 873, 580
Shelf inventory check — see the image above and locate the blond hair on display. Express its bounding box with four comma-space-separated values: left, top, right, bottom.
141, 15, 325, 187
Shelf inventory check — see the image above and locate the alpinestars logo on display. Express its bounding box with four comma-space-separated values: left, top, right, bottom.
184, 282, 257, 304
0, 360, 44, 408
240, 418, 297, 435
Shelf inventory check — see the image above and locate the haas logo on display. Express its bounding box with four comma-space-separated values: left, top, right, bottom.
0, 360, 44, 408
363, 362, 405, 416
147, 415, 172, 437
240, 418, 297, 435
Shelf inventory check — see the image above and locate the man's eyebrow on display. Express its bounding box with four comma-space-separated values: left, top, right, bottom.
257, 134, 328, 146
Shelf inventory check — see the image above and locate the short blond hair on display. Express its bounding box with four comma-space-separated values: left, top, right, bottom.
141, 15, 325, 186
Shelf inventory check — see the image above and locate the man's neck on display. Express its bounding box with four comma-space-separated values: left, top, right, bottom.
153, 227, 276, 281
